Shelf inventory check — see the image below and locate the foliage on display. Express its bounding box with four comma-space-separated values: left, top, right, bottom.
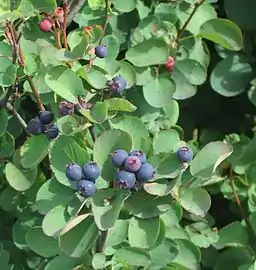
0, 0, 255, 269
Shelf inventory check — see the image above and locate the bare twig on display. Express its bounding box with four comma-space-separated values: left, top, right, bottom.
62, 1, 70, 49
99, 0, 109, 44
5, 102, 27, 129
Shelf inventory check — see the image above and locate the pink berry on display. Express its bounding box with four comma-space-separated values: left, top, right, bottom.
164, 56, 175, 71
39, 18, 53, 32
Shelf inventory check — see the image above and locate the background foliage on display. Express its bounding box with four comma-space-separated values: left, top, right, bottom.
0, 0, 256, 269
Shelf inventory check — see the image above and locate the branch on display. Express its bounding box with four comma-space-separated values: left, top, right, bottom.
175, 0, 206, 43
0, 84, 16, 108
99, 0, 109, 44
62, 0, 70, 49
5, 102, 27, 129
67, 0, 87, 26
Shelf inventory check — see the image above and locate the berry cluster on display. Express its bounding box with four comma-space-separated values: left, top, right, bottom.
27, 110, 59, 140
176, 146, 193, 163
66, 161, 100, 197
106, 75, 127, 95
38, 7, 64, 32
58, 100, 92, 116
112, 149, 155, 189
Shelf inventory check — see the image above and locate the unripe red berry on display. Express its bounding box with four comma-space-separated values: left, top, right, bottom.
164, 56, 175, 71
39, 18, 53, 32
55, 7, 64, 24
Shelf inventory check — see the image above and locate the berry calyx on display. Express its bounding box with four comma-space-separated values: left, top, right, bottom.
111, 149, 128, 168
82, 162, 100, 181
55, 7, 64, 24
39, 110, 53, 125
164, 56, 175, 71
176, 146, 193, 163
129, 150, 147, 164
44, 124, 59, 140
77, 180, 96, 197
95, 45, 108, 58
39, 18, 53, 32
116, 170, 136, 189
27, 117, 44, 135
66, 163, 82, 182
136, 163, 154, 183
110, 75, 127, 94
58, 101, 75, 116
124, 156, 142, 172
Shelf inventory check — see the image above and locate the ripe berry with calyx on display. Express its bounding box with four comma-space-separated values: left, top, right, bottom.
112, 149, 128, 167
44, 124, 59, 140
77, 180, 96, 197
27, 117, 44, 135
82, 162, 100, 181
39, 110, 53, 125
136, 163, 154, 183
39, 18, 53, 32
129, 150, 147, 164
58, 101, 75, 116
124, 156, 142, 172
110, 75, 127, 94
116, 170, 136, 189
164, 56, 175, 71
95, 45, 108, 58
66, 163, 82, 182
176, 146, 193, 163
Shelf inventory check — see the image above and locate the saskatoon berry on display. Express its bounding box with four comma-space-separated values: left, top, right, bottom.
116, 170, 136, 189
27, 117, 44, 135
164, 56, 175, 71
176, 146, 193, 163
111, 149, 128, 167
39, 110, 53, 125
39, 18, 53, 32
66, 163, 82, 182
44, 124, 59, 140
136, 163, 154, 183
129, 150, 147, 164
82, 162, 100, 181
58, 101, 75, 116
124, 156, 141, 172
95, 45, 108, 58
77, 180, 96, 197
110, 75, 127, 94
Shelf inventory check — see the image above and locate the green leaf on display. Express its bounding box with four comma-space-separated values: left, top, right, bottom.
0, 109, 8, 137
0, 131, 15, 157
92, 188, 131, 230
198, 18, 243, 51
125, 190, 173, 218
179, 188, 211, 217
112, 0, 136, 12
101, 35, 119, 59
105, 98, 137, 112
45, 66, 84, 103
153, 130, 180, 154
78, 66, 107, 89
128, 217, 160, 249
154, 3, 177, 23
105, 220, 129, 247
36, 177, 74, 214
126, 39, 169, 67
50, 136, 90, 187
90, 101, 108, 123
117, 61, 136, 89
42, 204, 70, 237
19, 0, 57, 13
5, 162, 36, 191
59, 215, 99, 258
92, 253, 106, 270
113, 247, 152, 267
45, 254, 82, 270
210, 54, 253, 97
143, 179, 175, 197
20, 135, 50, 169
26, 227, 60, 258
190, 141, 233, 178
143, 75, 175, 108
163, 100, 179, 127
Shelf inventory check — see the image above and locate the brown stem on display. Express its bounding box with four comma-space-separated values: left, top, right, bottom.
175, 0, 206, 42
67, 0, 86, 26
62, 1, 69, 49
99, 0, 109, 44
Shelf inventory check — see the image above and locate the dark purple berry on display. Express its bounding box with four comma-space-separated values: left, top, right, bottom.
124, 156, 141, 172
110, 75, 127, 94
129, 150, 147, 164
27, 117, 44, 135
116, 170, 136, 189
76, 180, 96, 197
136, 163, 154, 182
58, 101, 75, 116
74, 101, 92, 116
82, 162, 100, 181
44, 124, 59, 140
176, 147, 193, 163
66, 163, 82, 182
95, 45, 108, 58
111, 149, 128, 168
39, 110, 53, 125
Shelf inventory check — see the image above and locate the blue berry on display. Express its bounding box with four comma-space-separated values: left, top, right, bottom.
58, 101, 74, 116
124, 156, 141, 172
112, 149, 128, 167
136, 163, 154, 182
77, 180, 96, 197
129, 150, 147, 164
27, 117, 44, 135
39, 110, 53, 125
116, 170, 136, 189
82, 162, 100, 181
176, 147, 193, 163
110, 75, 127, 94
66, 163, 82, 182
44, 124, 59, 140
95, 45, 108, 58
